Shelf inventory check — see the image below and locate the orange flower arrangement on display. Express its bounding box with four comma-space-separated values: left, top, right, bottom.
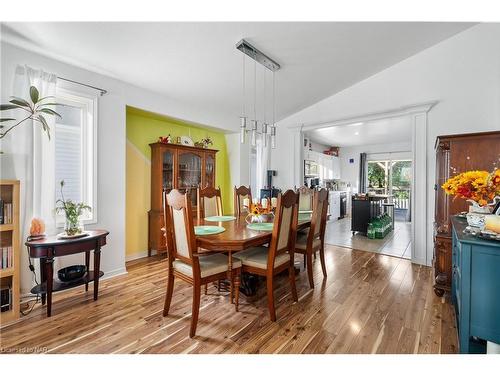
248, 200, 272, 215
442, 168, 500, 206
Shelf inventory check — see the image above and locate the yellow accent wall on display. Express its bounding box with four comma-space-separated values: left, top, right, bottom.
125, 107, 232, 258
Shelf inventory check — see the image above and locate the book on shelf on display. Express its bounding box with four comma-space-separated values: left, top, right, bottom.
0, 201, 13, 225
0, 246, 13, 269
0, 286, 12, 312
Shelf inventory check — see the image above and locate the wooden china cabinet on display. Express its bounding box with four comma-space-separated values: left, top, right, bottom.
433, 131, 500, 296
148, 142, 218, 255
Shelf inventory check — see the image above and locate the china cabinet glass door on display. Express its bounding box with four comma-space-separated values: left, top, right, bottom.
178, 151, 202, 208
162, 150, 174, 192
205, 153, 215, 188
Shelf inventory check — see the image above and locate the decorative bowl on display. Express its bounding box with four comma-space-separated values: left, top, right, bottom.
245, 213, 274, 225
58, 265, 87, 282
466, 213, 492, 229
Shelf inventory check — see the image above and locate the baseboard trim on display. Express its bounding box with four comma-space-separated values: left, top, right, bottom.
126, 250, 156, 262
102, 267, 128, 280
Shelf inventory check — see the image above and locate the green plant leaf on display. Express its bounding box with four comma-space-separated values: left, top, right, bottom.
37, 114, 51, 140
38, 108, 62, 118
0, 118, 16, 122
30, 86, 39, 104
0, 104, 20, 111
9, 98, 31, 108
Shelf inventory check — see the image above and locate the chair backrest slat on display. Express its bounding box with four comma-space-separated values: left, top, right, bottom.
164, 189, 199, 268
234, 185, 252, 216
197, 186, 223, 220
308, 189, 329, 244
267, 190, 299, 269
297, 186, 314, 211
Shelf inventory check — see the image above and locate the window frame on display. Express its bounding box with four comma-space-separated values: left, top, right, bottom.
54, 85, 98, 227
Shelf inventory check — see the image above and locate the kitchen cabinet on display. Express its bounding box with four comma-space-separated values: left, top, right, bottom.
303, 150, 341, 181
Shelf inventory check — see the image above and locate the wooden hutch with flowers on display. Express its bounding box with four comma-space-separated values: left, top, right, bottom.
433, 131, 500, 296
148, 142, 218, 256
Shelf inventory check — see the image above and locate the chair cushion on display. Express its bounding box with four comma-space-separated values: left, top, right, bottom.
295, 230, 321, 250
173, 253, 241, 278
233, 246, 290, 270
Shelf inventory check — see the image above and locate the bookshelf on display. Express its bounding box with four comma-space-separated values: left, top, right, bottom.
0, 180, 20, 325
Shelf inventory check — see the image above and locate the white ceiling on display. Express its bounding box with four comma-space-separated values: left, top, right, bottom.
1, 22, 473, 131
305, 116, 412, 147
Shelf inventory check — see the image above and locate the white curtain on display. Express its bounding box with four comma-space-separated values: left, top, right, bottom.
255, 137, 270, 192
6, 65, 57, 292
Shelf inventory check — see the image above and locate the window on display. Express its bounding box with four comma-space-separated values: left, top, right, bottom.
54, 86, 98, 226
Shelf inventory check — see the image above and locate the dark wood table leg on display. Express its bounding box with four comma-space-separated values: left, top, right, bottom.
45, 256, 54, 317
93, 243, 101, 301
85, 250, 90, 291
39, 258, 47, 305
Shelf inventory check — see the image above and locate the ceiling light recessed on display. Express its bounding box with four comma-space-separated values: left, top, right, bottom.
354, 131, 359, 135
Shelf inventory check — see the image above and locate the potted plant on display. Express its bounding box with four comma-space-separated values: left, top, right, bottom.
55, 180, 91, 236
201, 136, 213, 149
0, 86, 61, 142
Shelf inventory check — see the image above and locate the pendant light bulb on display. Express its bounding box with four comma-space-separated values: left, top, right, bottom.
240, 117, 247, 144
251, 120, 258, 147
262, 123, 269, 147
270, 126, 277, 149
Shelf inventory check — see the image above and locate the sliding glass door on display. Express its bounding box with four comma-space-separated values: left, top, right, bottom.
367, 159, 412, 221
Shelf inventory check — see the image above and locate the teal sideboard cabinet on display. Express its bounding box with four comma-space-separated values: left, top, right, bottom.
451, 216, 500, 354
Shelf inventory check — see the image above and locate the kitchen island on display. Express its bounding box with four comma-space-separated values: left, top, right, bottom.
351, 194, 390, 234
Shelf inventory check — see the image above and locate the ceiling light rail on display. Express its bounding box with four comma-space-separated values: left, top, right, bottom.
236, 39, 280, 72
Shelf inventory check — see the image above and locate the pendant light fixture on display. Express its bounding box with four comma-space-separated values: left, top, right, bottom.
239, 51, 247, 144
236, 39, 280, 149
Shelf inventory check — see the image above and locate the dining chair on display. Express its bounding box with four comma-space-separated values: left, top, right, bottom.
294, 188, 329, 288
233, 189, 299, 322
197, 185, 223, 220
297, 185, 314, 212
234, 185, 252, 216
163, 189, 241, 337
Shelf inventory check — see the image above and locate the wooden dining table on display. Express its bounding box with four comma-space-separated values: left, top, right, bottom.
193, 213, 312, 301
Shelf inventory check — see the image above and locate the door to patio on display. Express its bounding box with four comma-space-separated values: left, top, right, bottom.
367, 159, 412, 222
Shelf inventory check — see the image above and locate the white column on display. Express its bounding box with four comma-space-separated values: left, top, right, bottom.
291, 128, 303, 188
411, 112, 428, 265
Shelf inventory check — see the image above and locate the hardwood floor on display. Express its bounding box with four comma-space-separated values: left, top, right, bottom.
325, 218, 411, 259
0, 245, 458, 354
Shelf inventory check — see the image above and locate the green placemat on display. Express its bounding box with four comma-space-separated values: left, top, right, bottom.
247, 222, 274, 231
204, 215, 236, 222
299, 210, 313, 214
298, 213, 312, 221
194, 226, 226, 236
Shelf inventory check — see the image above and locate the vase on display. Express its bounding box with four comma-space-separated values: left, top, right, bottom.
64, 215, 84, 236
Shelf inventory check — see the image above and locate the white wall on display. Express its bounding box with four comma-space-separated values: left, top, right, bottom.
0, 42, 228, 293
271, 23, 500, 265
340, 141, 411, 193
225, 133, 250, 190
